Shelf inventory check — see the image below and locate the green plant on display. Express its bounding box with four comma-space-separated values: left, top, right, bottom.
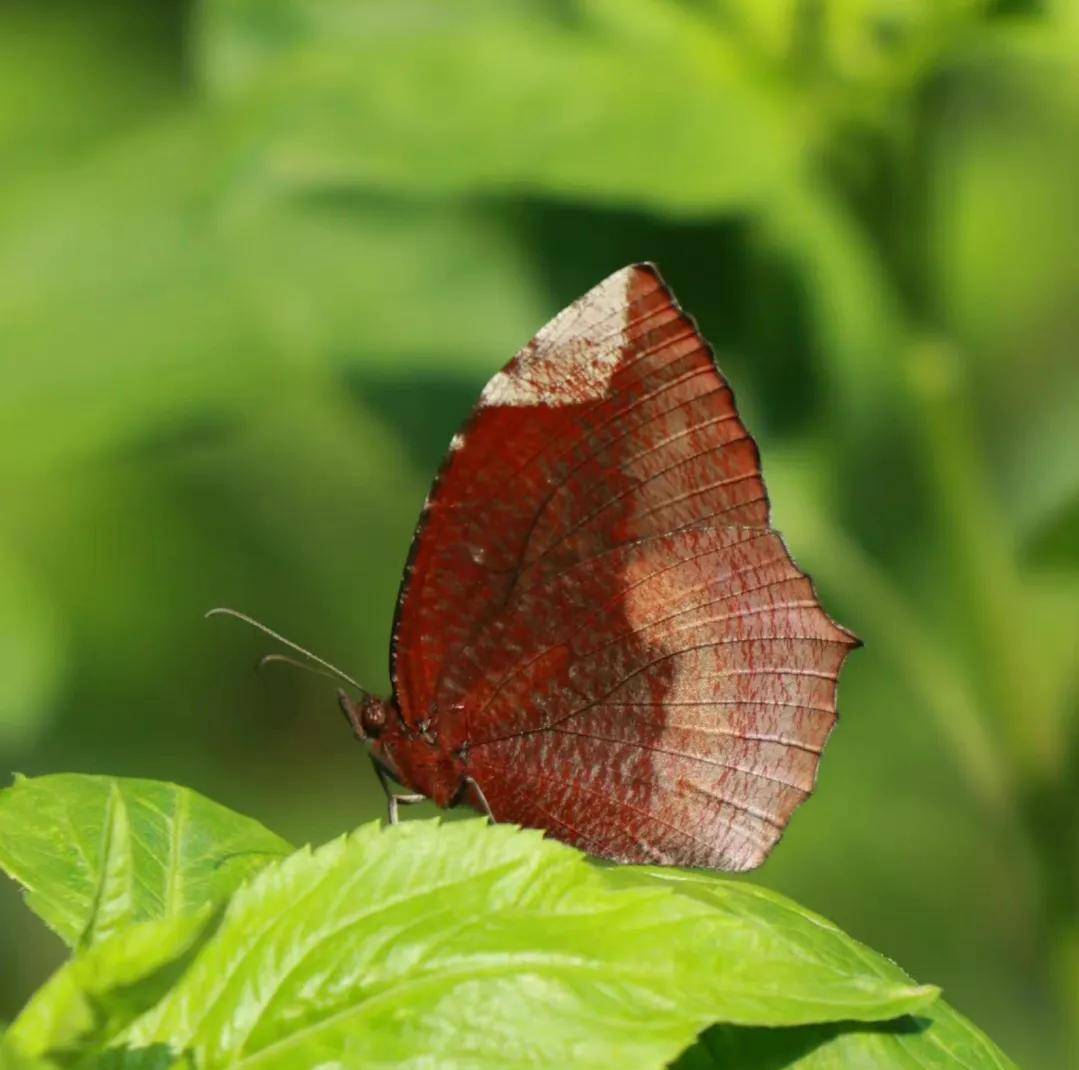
0, 774, 1013, 1069
2, 1, 1076, 1066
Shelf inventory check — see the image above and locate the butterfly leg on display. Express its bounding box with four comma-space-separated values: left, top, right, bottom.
387, 793, 426, 825
462, 776, 495, 823
370, 755, 424, 826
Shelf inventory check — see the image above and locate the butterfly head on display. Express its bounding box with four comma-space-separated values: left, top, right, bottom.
338, 689, 391, 742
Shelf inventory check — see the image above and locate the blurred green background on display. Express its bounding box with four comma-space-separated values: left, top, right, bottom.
1, 1, 1076, 1065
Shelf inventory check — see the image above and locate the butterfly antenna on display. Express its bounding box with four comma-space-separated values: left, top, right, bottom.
205, 607, 363, 691
256, 652, 344, 685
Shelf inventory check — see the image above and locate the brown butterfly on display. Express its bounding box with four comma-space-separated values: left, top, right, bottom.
216, 263, 858, 871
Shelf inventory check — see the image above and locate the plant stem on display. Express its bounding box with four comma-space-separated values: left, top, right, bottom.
905, 338, 1061, 782
819, 528, 1014, 817
906, 335, 1077, 1061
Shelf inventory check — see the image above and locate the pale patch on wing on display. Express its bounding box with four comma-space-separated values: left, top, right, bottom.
479, 266, 635, 407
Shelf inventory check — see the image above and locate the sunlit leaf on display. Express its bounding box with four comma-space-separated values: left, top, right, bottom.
601, 868, 940, 1024
6, 910, 212, 1059
0, 774, 290, 947
0, 1035, 59, 1070
119, 819, 936, 1069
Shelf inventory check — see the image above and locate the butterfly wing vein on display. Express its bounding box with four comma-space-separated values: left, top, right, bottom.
389, 263, 857, 870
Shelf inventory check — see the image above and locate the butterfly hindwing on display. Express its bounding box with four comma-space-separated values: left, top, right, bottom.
458, 525, 853, 868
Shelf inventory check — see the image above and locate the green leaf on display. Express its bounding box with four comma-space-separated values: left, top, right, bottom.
624, 868, 1018, 1068
199, 0, 804, 215
197, 0, 992, 218
0, 774, 290, 947
0, 1037, 59, 1070
6, 910, 212, 1059
0, 116, 545, 482
118, 819, 936, 1070
223, 191, 546, 377
674, 1000, 1018, 1070
0, 1032, 52, 1070
600, 868, 939, 1025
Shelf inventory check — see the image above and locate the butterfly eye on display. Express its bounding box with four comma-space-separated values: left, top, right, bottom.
360, 698, 388, 737
336, 690, 386, 740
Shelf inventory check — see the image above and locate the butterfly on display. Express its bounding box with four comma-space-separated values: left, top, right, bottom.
218, 263, 858, 871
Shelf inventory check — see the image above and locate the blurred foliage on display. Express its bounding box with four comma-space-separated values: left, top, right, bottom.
0, 1, 1076, 1066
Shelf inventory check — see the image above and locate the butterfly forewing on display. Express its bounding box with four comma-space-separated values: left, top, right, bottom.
390, 263, 857, 869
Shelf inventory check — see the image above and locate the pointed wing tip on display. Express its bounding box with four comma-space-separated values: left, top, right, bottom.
603, 261, 665, 290
833, 621, 863, 650
614, 259, 660, 273
775, 536, 862, 653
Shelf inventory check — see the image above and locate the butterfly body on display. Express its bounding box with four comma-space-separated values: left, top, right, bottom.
354, 263, 858, 871
378, 720, 463, 810
338, 693, 455, 809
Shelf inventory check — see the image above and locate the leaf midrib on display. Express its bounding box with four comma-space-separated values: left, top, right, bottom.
164, 784, 188, 918
226, 957, 695, 1070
